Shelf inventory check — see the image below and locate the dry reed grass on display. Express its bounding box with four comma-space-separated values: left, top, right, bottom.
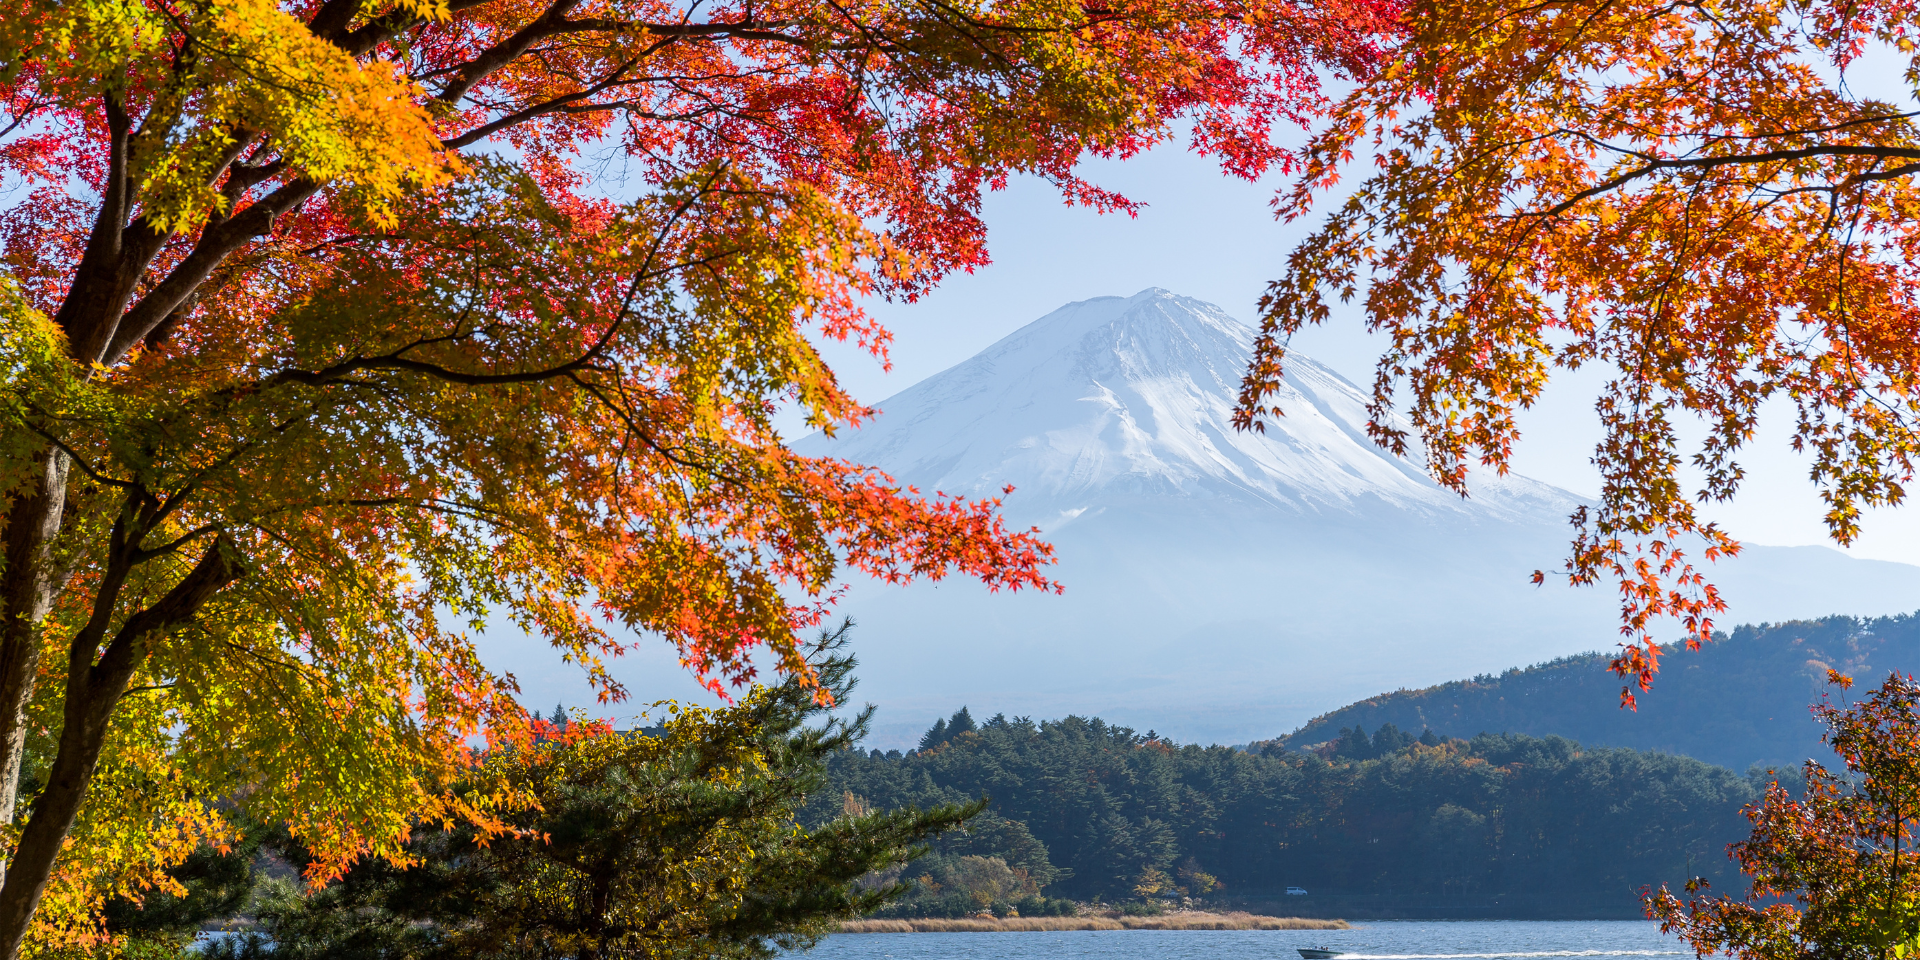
837, 911, 1347, 933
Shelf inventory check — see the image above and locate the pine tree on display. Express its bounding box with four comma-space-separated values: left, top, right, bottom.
948, 708, 977, 737
1372, 723, 1412, 755
203, 631, 976, 960
1334, 727, 1374, 761
919, 719, 950, 753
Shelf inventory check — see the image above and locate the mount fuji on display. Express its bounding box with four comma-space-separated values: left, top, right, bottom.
796, 289, 1920, 748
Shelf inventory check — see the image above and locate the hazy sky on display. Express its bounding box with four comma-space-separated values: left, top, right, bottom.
818, 141, 1920, 571
510, 83, 1920, 726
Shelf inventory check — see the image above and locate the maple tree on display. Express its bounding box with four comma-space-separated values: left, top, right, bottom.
1650, 672, 1920, 960
1234, 0, 1920, 700
0, 0, 1396, 950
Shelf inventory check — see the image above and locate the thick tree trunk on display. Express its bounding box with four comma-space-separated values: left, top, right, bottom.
0, 453, 73, 829
0, 87, 275, 960
0, 671, 121, 957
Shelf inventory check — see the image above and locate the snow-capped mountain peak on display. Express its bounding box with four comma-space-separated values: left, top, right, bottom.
802, 288, 1575, 525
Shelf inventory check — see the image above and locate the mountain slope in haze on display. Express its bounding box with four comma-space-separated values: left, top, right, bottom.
798, 289, 1920, 749
1277, 612, 1920, 774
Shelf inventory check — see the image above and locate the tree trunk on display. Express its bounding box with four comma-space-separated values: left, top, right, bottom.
0, 537, 239, 960
0, 667, 123, 958
582, 876, 612, 960
0, 452, 73, 829
0, 86, 267, 960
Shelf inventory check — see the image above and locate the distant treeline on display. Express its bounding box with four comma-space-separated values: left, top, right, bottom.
806, 711, 1758, 917
1281, 613, 1920, 773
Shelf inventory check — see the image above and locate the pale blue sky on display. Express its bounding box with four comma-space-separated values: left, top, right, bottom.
522, 61, 1920, 726
815, 141, 1920, 570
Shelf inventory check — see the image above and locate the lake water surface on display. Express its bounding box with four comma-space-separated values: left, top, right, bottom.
792, 920, 1696, 960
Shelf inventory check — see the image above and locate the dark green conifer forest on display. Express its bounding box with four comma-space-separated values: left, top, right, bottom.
809, 714, 1760, 917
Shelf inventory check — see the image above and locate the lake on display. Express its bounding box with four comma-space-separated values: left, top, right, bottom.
791, 920, 1697, 960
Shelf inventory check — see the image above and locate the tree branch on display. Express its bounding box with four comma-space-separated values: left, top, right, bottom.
307, 0, 367, 46
437, 0, 588, 105
1531, 144, 1920, 219
105, 178, 321, 365
262, 346, 613, 389
92, 537, 244, 690
52, 94, 135, 361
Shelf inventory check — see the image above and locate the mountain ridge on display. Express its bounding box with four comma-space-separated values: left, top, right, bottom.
1272, 611, 1920, 773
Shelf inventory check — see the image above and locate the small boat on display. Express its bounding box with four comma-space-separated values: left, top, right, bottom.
1298, 950, 1344, 959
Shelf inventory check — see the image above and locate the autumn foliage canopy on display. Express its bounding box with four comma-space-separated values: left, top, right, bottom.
1236, 0, 1920, 701
0, 0, 1398, 950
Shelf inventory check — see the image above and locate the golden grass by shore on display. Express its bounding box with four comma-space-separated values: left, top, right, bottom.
837, 910, 1348, 933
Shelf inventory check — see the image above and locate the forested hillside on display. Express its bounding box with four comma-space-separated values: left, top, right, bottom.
1281, 613, 1920, 773
809, 712, 1757, 918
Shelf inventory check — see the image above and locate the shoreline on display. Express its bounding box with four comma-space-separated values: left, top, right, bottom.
838, 910, 1349, 933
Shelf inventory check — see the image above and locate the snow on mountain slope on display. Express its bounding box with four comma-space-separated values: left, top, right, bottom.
796, 289, 1920, 749
815, 289, 1574, 525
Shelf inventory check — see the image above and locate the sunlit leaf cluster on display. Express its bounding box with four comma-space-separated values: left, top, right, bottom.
1651, 672, 1920, 959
